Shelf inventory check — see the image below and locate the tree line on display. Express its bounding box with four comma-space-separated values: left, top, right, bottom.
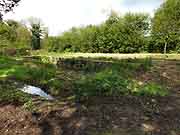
0, 0, 180, 53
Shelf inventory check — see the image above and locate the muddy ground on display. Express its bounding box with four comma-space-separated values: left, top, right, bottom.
0, 60, 180, 135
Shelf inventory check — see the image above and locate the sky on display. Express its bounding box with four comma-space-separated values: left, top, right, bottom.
4, 0, 164, 35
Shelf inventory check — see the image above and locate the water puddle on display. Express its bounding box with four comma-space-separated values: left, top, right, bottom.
20, 85, 54, 100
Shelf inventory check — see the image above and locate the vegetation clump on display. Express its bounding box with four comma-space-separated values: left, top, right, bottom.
73, 58, 168, 101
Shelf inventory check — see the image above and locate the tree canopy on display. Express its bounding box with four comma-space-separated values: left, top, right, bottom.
0, 20, 31, 49
50, 12, 150, 53
151, 0, 180, 53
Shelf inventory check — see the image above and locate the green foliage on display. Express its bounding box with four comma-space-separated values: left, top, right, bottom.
44, 12, 150, 53
73, 58, 167, 101
137, 83, 168, 96
0, 83, 31, 103
0, 55, 169, 104
42, 36, 61, 52
0, 56, 56, 85
0, 56, 62, 102
0, 20, 31, 50
151, 0, 180, 53
31, 23, 42, 50
74, 70, 129, 99
74, 69, 168, 101
23, 99, 36, 112
141, 57, 153, 71
41, 3, 179, 53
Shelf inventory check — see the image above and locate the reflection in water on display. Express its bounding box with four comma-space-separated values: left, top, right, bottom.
20, 85, 54, 100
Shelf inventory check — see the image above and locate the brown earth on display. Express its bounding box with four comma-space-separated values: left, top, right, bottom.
0, 60, 180, 135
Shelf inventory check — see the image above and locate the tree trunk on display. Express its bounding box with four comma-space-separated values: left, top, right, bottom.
164, 41, 167, 54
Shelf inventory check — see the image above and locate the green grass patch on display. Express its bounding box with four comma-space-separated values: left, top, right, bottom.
0, 57, 59, 103
0, 56, 56, 85
0, 82, 31, 104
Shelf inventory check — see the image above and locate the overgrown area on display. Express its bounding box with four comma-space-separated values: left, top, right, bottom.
0, 56, 169, 102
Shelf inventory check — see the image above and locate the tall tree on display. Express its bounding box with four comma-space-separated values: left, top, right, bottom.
28, 18, 45, 50
30, 23, 42, 50
152, 0, 180, 53
0, 0, 21, 21
54, 12, 150, 53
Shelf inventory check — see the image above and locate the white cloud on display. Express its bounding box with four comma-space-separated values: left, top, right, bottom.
4, 0, 163, 35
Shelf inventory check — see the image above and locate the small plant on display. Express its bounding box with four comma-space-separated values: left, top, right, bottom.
142, 57, 152, 71
73, 70, 130, 101
137, 83, 168, 96
23, 99, 36, 112
0, 86, 31, 104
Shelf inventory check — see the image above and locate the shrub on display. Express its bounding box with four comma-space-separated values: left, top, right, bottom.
74, 70, 130, 100
73, 68, 168, 101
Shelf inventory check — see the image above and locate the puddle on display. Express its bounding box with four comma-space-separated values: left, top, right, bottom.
20, 85, 54, 100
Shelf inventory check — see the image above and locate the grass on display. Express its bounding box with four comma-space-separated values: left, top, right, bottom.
32, 51, 180, 60
0, 56, 56, 85
0, 56, 60, 103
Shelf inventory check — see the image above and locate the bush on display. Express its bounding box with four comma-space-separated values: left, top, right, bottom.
137, 83, 168, 96
74, 70, 168, 101
74, 70, 130, 100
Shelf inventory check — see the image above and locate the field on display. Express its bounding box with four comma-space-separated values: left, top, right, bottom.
33, 52, 180, 59
0, 53, 180, 135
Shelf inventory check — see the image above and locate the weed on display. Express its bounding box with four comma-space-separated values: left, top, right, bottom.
23, 99, 36, 112
0, 87, 31, 104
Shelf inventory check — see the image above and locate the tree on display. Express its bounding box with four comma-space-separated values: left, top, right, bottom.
95, 12, 150, 53
121, 13, 150, 53
30, 23, 42, 50
152, 0, 180, 53
28, 18, 45, 50
5, 20, 19, 42
0, 20, 31, 49
14, 21, 31, 48
49, 11, 150, 53
0, 22, 10, 47
0, 0, 21, 21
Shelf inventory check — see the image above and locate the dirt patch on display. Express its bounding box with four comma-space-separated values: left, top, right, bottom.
137, 60, 180, 89
1, 95, 180, 135
0, 105, 41, 135
57, 58, 113, 72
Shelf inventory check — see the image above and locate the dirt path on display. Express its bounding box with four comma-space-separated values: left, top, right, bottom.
0, 60, 180, 135
1, 96, 180, 135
